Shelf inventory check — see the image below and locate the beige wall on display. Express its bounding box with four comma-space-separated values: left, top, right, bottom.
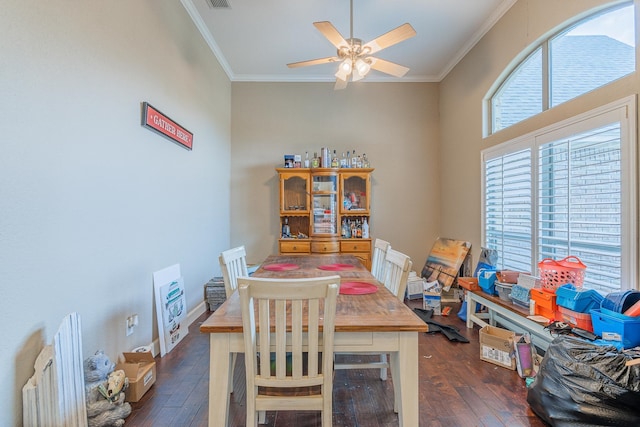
2, 1, 231, 424
439, 0, 639, 264
230, 82, 441, 270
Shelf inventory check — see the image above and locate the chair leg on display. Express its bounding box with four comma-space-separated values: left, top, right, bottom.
379, 353, 388, 380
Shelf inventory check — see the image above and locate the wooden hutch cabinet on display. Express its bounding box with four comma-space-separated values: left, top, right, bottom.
277, 168, 373, 269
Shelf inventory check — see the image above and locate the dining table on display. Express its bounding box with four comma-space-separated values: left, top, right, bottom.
200, 253, 428, 427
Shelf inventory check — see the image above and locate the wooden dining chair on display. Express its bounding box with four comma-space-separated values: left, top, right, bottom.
371, 238, 391, 282
219, 245, 249, 298
219, 245, 249, 393
334, 248, 412, 381
238, 276, 340, 427
381, 248, 413, 304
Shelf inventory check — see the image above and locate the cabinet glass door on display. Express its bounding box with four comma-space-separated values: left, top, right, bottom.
312, 173, 337, 235
281, 173, 309, 213
312, 194, 337, 235
341, 174, 370, 213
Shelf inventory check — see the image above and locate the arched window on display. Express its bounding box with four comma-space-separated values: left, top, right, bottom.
489, 2, 635, 135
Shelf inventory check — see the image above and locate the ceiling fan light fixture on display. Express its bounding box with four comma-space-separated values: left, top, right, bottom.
355, 58, 371, 76
351, 67, 365, 82
335, 67, 349, 81
290, 0, 416, 89
340, 59, 352, 74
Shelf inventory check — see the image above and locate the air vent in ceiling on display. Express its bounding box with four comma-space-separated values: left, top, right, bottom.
207, 0, 230, 8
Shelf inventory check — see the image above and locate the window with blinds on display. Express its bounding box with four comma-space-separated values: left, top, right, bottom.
484, 149, 532, 272
538, 124, 622, 293
482, 97, 636, 292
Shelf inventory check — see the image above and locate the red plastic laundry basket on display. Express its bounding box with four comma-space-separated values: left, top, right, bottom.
538, 256, 586, 292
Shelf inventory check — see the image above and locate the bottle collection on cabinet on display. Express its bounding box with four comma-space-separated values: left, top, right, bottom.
283, 148, 371, 169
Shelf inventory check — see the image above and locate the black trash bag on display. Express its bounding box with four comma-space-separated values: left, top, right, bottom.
527, 336, 640, 427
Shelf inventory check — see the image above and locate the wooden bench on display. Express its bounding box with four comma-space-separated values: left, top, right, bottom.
465, 288, 554, 351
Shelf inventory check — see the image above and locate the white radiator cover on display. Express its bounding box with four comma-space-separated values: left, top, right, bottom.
23, 312, 87, 427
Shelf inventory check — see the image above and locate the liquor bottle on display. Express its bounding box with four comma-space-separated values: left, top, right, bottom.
282, 217, 290, 238
331, 150, 339, 168
362, 218, 369, 238
362, 153, 370, 168
346, 151, 351, 168
304, 151, 310, 168
351, 149, 357, 168
340, 152, 347, 168
357, 155, 362, 168
311, 152, 319, 168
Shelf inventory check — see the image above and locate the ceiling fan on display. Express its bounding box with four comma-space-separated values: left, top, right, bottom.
287, 0, 416, 90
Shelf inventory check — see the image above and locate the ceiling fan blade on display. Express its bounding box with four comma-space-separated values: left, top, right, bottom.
369, 57, 410, 78
314, 21, 349, 49
334, 78, 348, 90
363, 23, 416, 55
287, 57, 339, 68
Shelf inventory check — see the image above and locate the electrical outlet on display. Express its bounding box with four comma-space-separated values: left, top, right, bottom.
125, 314, 139, 336
126, 317, 134, 336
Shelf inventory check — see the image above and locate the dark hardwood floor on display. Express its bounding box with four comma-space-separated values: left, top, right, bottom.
125, 300, 548, 427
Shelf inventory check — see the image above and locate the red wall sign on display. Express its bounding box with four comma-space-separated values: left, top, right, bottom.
141, 102, 193, 150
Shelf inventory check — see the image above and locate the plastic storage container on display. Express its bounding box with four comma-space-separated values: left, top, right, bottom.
495, 282, 513, 302
510, 288, 530, 309
624, 299, 640, 316
496, 270, 529, 284
590, 308, 640, 349
557, 306, 593, 332
555, 284, 604, 313
457, 277, 479, 291
478, 270, 497, 295
510, 274, 539, 308
601, 290, 640, 314
531, 288, 557, 321
538, 256, 586, 292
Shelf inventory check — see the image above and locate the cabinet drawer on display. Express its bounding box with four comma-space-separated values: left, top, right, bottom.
311, 240, 340, 253
279, 240, 310, 254
340, 240, 371, 253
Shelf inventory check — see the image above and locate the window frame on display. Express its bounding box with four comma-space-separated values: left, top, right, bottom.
486, 0, 635, 136
481, 96, 637, 291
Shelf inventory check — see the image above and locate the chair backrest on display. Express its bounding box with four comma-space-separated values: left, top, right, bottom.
238, 275, 339, 394
219, 246, 249, 298
371, 238, 391, 282
382, 248, 412, 301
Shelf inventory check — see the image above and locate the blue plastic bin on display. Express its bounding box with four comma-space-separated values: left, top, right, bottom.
590, 308, 640, 349
601, 290, 640, 314
555, 284, 603, 313
478, 270, 497, 295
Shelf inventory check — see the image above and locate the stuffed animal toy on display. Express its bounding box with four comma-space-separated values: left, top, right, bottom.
84, 351, 132, 427
99, 369, 128, 402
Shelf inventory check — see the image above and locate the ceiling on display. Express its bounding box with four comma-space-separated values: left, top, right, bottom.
181, 0, 517, 83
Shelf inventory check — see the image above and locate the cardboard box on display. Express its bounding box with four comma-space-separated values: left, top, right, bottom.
479, 325, 516, 370
116, 351, 157, 402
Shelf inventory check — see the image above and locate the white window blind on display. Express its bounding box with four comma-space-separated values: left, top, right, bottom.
484, 148, 532, 272
538, 124, 622, 293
